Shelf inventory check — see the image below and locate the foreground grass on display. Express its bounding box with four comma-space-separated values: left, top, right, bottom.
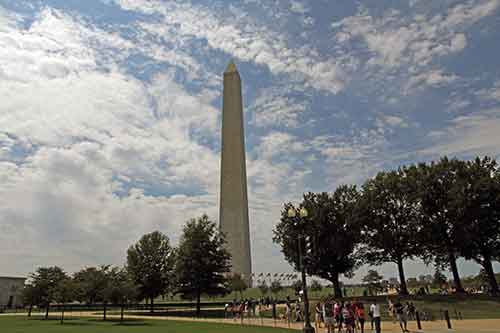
0, 316, 295, 333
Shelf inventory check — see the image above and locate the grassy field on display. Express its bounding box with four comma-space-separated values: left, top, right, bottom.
0, 316, 295, 333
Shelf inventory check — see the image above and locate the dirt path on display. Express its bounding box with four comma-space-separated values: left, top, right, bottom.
3, 312, 500, 332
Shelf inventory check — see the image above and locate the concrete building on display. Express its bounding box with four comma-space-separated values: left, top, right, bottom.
0, 276, 26, 309
219, 61, 252, 286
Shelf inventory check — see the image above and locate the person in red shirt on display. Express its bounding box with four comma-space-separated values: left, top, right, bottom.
356, 301, 366, 333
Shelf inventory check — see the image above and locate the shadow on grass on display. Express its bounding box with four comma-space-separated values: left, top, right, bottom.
127, 309, 226, 319
27, 318, 94, 326
87, 318, 152, 326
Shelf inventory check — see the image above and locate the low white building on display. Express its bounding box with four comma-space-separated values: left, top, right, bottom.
0, 276, 26, 308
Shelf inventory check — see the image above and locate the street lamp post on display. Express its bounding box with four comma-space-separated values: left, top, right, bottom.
288, 206, 315, 333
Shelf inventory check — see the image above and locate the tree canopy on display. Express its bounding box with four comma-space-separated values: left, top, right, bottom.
28, 266, 68, 319
456, 157, 500, 295
413, 158, 467, 293
355, 169, 422, 295
175, 215, 231, 316
273, 186, 362, 297
127, 231, 175, 312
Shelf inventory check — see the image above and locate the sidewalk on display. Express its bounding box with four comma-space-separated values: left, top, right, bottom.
4, 312, 500, 332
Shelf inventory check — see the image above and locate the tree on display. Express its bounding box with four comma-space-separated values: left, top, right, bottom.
310, 280, 323, 295
258, 280, 269, 296
127, 231, 175, 312
355, 169, 422, 295
414, 158, 468, 293
291, 280, 302, 294
22, 284, 43, 317
107, 267, 139, 323
228, 273, 248, 298
362, 270, 383, 296
270, 280, 283, 297
73, 265, 110, 304
456, 157, 500, 295
29, 266, 68, 319
274, 186, 362, 298
433, 269, 448, 289
175, 215, 231, 316
54, 278, 76, 324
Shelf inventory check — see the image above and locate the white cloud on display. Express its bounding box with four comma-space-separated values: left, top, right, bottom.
476, 80, 500, 102
406, 69, 459, 92
331, 0, 497, 91
290, 1, 309, 14
0, 5, 228, 275
376, 115, 409, 129
421, 108, 500, 157
116, 0, 347, 94
248, 86, 308, 128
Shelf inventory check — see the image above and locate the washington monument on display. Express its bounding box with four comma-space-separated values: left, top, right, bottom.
219, 61, 252, 285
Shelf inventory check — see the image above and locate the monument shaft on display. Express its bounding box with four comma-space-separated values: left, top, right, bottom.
219, 62, 252, 284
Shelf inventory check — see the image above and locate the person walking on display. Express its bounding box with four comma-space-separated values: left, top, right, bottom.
323, 299, 335, 333
394, 299, 409, 332
355, 301, 366, 333
370, 300, 381, 333
315, 301, 323, 332
342, 302, 356, 333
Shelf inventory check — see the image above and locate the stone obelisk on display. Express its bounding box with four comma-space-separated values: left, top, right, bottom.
219, 61, 252, 286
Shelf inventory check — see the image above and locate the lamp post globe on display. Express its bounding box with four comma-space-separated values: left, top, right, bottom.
288, 207, 297, 218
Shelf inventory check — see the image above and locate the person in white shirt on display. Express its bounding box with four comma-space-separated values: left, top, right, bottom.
370, 300, 381, 333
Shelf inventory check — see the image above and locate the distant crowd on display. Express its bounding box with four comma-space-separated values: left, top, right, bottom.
224, 296, 421, 333
314, 298, 415, 333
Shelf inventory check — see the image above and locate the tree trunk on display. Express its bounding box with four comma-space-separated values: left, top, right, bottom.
448, 252, 465, 293
120, 303, 124, 323
330, 273, 343, 298
45, 302, 50, 320
103, 302, 107, 321
397, 258, 409, 295
60, 304, 64, 325
28, 303, 33, 317
150, 297, 154, 313
481, 255, 499, 295
196, 290, 201, 317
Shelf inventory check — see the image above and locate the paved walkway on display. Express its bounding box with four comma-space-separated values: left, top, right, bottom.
3, 312, 500, 332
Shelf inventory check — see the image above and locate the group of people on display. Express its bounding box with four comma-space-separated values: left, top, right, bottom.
225, 297, 277, 320
315, 298, 381, 333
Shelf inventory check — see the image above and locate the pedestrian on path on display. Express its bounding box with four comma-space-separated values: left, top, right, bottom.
370, 300, 381, 333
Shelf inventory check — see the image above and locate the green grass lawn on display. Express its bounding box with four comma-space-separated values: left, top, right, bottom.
0, 316, 295, 333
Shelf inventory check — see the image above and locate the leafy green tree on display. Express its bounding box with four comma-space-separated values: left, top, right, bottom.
257, 280, 269, 296
228, 273, 248, 298
29, 266, 68, 319
270, 280, 283, 297
127, 231, 175, 312
413, 158, 467, 293
274, 186, 362, 298
73, 265, 111, 304
54, 278, 76, 324
107, 267, 139, 323
22, 284, 42, 317
456, 157, 500, 295
362, 270, 384, 296
355, 169, 422, 295
175, 215, 231, 316
433, 269, 448, 289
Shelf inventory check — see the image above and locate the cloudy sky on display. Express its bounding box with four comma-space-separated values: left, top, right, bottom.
1, 0, 499, 282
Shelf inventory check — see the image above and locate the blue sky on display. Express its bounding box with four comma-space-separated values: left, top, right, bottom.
1, 0, 499, 282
